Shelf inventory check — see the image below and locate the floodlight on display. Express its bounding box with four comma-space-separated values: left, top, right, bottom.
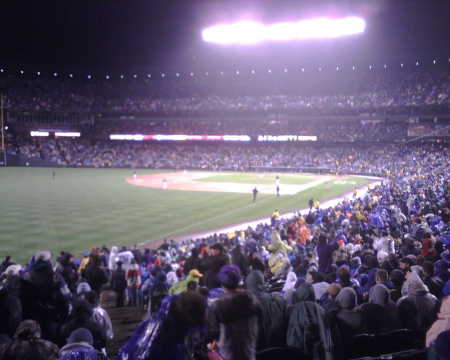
54, 72, 58, 77
37, 71, 41, 76
202, 17, 366, 44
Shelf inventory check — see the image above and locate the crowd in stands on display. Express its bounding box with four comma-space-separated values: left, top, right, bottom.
0, 140, 449, 359
2, 68, 449, 115
8, 138, 448, 177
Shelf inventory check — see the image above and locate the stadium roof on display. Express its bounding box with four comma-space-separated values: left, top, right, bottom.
1, 0, 449, 71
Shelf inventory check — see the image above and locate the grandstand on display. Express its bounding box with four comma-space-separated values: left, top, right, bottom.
0, 1, 449, 360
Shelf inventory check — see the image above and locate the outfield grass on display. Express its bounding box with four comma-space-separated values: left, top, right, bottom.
0, 168, 371, 263
197, 173, 316, 185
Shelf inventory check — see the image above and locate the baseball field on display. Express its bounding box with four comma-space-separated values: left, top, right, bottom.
0, 167, 373, 263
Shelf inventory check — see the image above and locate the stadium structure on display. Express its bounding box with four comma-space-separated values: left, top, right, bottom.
0, 0, 449, 359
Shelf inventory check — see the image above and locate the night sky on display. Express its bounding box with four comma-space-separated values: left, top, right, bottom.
1, 0, 449, 71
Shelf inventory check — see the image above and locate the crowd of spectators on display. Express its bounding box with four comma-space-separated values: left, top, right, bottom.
2, 68, 449, 115
0, 140, 449, 359
9, 138, 448, 177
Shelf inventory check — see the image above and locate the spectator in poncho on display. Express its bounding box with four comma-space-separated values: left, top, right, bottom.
169, 269, 202, 295
397, 271, 439, 332
286, 282, 334, 360
245, 264, 288, 350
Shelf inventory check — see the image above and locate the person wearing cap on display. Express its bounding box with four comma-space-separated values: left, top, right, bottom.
169, 269, 203, 295
208, 265, 259, 360
0, 319, 59, 360
201, 243, 229, 289
58, 328, 100, 360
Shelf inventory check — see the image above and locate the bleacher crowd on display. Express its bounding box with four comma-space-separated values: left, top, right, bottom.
8, 139, 447, 177
2, 68, 449, 115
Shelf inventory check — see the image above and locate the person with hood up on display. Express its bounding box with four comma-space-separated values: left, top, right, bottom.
58, 328, 101, 360
282, 268, 298, 305
286, 282, 334, 360
84, 291, 113, 342
208, 265, 260, 360
426, 282, 450, 347
360, 284, 401, 333
150, 271, 169, 313
245, 264, 288, 350
126, 259, 141, 307
397, 271, 439, 332
60, 300, 107, 352
0, 319, 59, 360
268, 229, 292, 277
169, 269, 203, 295
333, 287, 365, 340
110, 261, 127, 307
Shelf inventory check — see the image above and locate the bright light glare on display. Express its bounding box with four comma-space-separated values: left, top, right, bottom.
202, 17, 365, 44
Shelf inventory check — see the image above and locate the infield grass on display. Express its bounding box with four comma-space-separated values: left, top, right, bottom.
197, 173, 316, 185
0, 167, 371, 263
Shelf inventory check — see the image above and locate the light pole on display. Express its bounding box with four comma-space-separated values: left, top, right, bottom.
0, 94, 6, 167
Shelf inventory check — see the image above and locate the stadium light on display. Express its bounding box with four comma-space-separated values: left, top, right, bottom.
53, 72, 58, 77
176, 73, 180, 77
147, 74, 151, 78
20, 70, 24, 74
87, 75, 92, 79
37, 71, 41, 76
69, 73, 73, 78
202, 17, 366, 44
0, 69, 4, 73
301, 68, 305, 72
